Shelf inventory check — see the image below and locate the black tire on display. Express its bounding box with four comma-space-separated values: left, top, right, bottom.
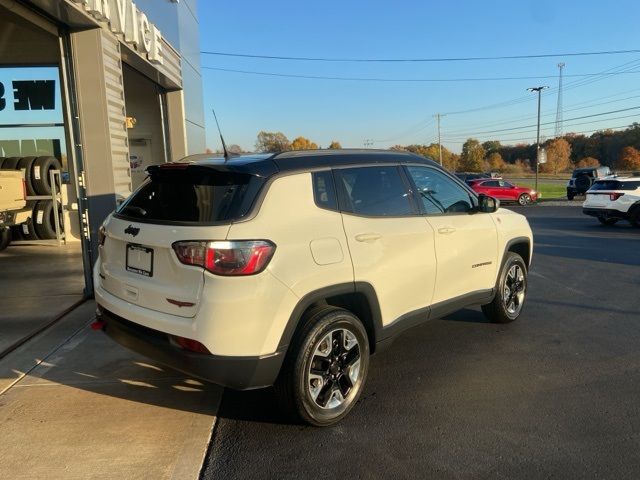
2, 157, 21, 170
0, 227, 11, 251
33, 200, 63, 240
10, 225, 24, 241
482, 252, 528, 324
567, 190, 575, 201
31, 156, 62, 196
0, 157, 6, 168
16, 156, 38, 196
598, 217, 618, 226
575, 174, 592, 193
275, 306, 370, 427
21, 201, 40, 240
518, 193, 532, 206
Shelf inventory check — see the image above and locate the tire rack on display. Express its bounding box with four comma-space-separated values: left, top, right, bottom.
16, 169, 66, 247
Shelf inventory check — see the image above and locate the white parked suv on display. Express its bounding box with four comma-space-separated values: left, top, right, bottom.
582, 175, 640, 226
94, 150, 533, 426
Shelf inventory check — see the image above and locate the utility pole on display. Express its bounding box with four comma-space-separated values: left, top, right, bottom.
435, 113, 444, 165
555, 63, 565, 138
527, 86, 549, 192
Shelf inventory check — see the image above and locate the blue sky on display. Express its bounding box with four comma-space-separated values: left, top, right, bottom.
198, 0, 640, 153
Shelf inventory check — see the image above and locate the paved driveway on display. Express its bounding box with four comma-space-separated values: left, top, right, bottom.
202, 206, 640, 480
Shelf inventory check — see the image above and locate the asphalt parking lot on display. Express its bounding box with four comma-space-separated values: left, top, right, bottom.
202, 205, 640, 480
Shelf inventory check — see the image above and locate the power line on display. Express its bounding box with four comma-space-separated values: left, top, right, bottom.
201, 65, 640, 83
373, 118, 435, 143
200, 48, 640, 63
441, 124, 637, 144
445, 90, 640, 134
442, 58, 640, 116
443, 113, 640, 140
440, 105, 640, 138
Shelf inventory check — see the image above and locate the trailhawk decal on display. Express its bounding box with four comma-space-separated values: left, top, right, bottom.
472, 261, 493, 269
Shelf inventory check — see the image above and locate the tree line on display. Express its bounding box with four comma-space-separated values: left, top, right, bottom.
208, 124, 640, 174
394, 124, 640, 174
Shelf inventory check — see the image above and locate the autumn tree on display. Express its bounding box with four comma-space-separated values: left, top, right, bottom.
486, 152, 506, 171
290, 136, 318, 150
255, 131, 290, 152
617, 146, 640, 170
542, 138, 572, 174
228, 144, 243, 154
482, 140, 502, 155
576, 157, 600, 168
328, 141, 342, 149
459, 139, 486, 172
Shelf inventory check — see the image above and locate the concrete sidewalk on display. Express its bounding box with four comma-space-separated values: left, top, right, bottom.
0, 301, 221, 480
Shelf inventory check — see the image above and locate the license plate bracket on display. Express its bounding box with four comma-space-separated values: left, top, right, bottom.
126, 244, 154, 277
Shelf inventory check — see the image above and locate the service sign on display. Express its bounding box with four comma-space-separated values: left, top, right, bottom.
69, 0, 164, 65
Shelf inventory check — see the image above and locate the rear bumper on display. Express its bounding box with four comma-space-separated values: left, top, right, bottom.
582, 207, 629, 219
96, 307, 285, 390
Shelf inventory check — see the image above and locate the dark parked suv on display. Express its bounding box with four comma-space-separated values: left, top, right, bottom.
567, 166, 611, 200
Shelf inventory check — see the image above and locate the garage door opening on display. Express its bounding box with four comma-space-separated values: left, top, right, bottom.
123, 64, 169, 192
0, 5, 85, 357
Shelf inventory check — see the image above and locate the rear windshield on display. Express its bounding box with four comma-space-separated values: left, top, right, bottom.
590, 180, 640, 191
115, 168, 265, 224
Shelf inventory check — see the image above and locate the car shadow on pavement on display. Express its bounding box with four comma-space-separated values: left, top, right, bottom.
440, 308, 490, 323
214, 387, 300, 426
6, 326, 223, 417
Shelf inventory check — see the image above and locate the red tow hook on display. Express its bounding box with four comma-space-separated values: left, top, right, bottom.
91, 319, 107, 331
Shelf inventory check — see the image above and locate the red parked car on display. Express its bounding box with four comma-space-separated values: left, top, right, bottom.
468, 178, 538, 205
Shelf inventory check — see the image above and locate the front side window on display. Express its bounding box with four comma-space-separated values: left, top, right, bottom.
499, 180, 513, 188
334, 166, 413, 216
406, 166, 473, 215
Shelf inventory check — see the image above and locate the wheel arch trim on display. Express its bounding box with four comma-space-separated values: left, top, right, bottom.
277, 282, 383, 354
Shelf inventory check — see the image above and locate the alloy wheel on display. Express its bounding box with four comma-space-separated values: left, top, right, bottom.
503, 264, 526, 315
519, 194, 531, 206
307, 328, 361, 409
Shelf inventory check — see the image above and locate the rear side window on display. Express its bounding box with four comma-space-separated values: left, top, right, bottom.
481, 180, 500, 187
312, 171, 338, 211
335, 166, 413, 216
116, 168, 265, 224
591, 180, 640, 191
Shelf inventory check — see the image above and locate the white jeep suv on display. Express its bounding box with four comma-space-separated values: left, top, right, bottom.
94, 150, 533, 426
582, 175, 640, 226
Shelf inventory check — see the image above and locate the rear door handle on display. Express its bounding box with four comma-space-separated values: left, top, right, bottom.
355, 233, 382, 243
438, 227, 456, 235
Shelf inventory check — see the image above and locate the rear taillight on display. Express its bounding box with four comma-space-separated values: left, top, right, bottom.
610, 192, 624, 201
98, 225, 106, 246
172, 240, 276, 276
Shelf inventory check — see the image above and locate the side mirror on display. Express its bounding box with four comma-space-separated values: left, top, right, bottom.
477, 193, 499, 213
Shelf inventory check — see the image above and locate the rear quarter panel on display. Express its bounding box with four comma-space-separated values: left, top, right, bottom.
226, 172, 354, 352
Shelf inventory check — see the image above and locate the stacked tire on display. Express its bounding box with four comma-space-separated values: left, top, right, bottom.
0, 156, 64, 240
